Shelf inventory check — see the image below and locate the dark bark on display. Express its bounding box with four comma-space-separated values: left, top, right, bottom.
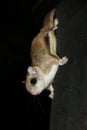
50, 0, 87, 130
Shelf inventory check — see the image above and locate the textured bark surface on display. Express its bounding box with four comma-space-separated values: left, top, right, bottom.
50, 0, 87, 130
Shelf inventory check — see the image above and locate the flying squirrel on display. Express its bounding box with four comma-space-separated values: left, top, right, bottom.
25, 9, 68, 99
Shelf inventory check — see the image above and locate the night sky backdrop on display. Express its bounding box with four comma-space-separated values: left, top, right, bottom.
7, 0, 87, 130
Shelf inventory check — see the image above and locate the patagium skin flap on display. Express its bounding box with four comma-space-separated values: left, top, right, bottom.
25, 9, 68, 99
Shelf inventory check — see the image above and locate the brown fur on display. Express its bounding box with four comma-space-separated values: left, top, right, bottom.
30, 9, 61, 73
25, 9, 68, 97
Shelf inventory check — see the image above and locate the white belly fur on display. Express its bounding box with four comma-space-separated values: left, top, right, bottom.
44, 65, 59, 88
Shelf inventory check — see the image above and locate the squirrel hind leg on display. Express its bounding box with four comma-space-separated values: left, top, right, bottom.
53, 18, 59, 31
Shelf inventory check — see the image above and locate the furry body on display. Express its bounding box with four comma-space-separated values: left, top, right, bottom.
25, 9, 68, 98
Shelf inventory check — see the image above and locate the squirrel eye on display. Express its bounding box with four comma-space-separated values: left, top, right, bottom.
30, 78, 37, 85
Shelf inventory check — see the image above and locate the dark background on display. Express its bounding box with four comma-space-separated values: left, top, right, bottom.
7, 0, 87, 130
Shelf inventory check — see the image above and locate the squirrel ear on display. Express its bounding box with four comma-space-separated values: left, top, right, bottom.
27, 66, 33, 73
27, 66, 37, 75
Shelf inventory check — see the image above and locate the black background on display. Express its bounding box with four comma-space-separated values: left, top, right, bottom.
7, 0, 87, 130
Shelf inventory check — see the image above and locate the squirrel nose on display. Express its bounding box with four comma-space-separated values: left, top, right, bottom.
30, 78, 37, 85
